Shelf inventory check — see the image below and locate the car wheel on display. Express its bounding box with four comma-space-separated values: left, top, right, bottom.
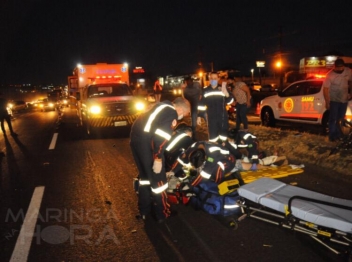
261, 108, 275, 127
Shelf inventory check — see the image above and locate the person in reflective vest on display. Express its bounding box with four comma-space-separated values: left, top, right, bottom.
130, 97, 190, 222
196, 72, 234, 143
164, 123, 194, 174
229, 128, 260, 164
173, 141, 236, 187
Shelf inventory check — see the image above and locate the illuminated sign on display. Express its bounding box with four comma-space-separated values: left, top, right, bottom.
283, 98, 294, 113
256, 61, 265, 67
305, 59, 326, 67
302, 97, 314, 102
133, 67, 145, 73
301, 96, 315, 111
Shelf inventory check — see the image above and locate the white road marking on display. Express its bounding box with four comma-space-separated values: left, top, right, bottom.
48, 133, 58, 150
10, 186, 45, 262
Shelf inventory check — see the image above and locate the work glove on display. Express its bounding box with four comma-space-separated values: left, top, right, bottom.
153, 158, 162, 173
197, 117, 202, 125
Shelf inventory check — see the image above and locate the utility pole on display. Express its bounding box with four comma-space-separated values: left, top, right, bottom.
279, 26, 284, 90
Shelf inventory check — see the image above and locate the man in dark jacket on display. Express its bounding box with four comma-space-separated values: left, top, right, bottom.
197, 72, 234, 143
183, 76, 201, 140
130, 97, 190, 223
0, 93, 17, 136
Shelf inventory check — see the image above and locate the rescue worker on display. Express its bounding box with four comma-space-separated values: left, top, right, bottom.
130, 97, 190, 223
197, 72, 234, 143
174, 141, 236, 187
229, 128, 260, 164
225, 128, 288, 168
164, 123, 194, 173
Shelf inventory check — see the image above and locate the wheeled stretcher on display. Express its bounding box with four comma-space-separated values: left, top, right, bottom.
237, 178, 352, 257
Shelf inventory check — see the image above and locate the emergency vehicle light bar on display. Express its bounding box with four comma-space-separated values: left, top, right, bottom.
94, 75, 122, 79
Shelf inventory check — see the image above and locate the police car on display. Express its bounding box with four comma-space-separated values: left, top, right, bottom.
259, 79, 352, 129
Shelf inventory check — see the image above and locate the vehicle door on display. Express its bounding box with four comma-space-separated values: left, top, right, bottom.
277, 82, 305, 121
301, 81, 324, 123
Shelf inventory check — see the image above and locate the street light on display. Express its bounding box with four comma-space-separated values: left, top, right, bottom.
251, 69, 254, 81
275, 60, 283, 90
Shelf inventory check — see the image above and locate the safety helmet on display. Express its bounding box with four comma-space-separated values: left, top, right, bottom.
189, 148, 206, 168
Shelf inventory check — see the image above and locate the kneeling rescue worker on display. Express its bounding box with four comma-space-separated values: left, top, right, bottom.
130, 97, 190, 223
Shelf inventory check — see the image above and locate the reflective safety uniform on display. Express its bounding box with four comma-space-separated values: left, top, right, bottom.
164, 131, 194, 173
236, 130, 259, 164
130, 101, 177, 220
198, 85, 234, 142
175, 141, 235, 187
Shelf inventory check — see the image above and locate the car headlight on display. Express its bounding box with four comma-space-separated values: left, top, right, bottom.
90, 105, 101, 114
135, 101, 145, 111
48, 103, 54, 107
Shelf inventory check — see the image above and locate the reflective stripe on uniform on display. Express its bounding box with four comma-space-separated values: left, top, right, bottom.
200, 170, 211, 179
177, 157, 192, 168
237, 144, 247, 148
243, 133, 256, 140
227, 98, 234, 104
139, 180, 150, 185
204, 91, 224, 98
144, 104, 174, 132
151, 183, 168, 194
209, 136, 219, 142
209, 146, 229, 155
165, 133, 188, 151
155, 128, 171, 140
198, 105, 207, 111
218, 161, 225, 170
219, 135, 227, 141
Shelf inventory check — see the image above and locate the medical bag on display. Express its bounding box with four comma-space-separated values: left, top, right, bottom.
190, 180, 241, 217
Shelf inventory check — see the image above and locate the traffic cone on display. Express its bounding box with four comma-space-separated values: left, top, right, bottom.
255, 103, 260, 115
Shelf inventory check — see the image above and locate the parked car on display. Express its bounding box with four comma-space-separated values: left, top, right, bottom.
259, 79, 352, 130
247, 82, 262, 91
260, 84, 278, 92
7, 100, 28, 112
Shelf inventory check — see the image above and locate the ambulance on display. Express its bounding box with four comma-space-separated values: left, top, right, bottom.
259, 78, 352, 131
68, 63, 147, 136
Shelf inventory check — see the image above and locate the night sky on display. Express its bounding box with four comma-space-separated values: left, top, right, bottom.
1, 0, 352, 85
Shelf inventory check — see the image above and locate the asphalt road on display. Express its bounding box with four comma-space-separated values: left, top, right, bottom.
0, 105, 351, 262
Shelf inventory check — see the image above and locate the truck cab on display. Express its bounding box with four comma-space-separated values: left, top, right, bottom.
69, 63, 147, 136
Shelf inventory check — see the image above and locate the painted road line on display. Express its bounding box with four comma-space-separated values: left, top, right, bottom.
10, 186, 45, 262
49, 133, 58, 150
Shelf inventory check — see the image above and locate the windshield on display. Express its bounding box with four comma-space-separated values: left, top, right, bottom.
88, 84, 132, 97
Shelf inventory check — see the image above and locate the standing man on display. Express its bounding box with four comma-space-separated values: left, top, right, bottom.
197, 72, 234, 143
182, 76, 201, 140
0, 93, 17, 136
323, 58, 352, 142
153, 79, 163, 102
130, 97, 190, 223
232, 77, 251, 131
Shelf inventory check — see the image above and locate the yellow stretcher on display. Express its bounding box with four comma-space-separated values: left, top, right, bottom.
219, 165, 304, 195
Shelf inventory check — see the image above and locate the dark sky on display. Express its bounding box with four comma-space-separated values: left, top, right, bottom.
1, 0, 352, 85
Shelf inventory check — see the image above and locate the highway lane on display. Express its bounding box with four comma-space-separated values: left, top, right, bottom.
0, 107, 351, 261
